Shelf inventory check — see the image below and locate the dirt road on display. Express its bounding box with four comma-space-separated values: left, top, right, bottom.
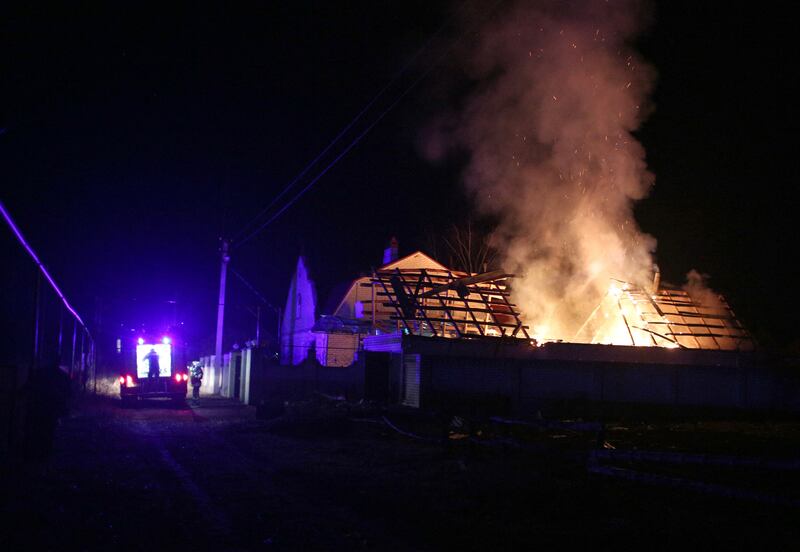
2, 395, 796, 551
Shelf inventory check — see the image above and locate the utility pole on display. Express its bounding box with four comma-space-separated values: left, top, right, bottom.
214, 239, 230, 376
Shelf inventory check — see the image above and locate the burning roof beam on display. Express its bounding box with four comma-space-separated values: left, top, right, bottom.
372, 268, 529, 339
573, 280, 754, 351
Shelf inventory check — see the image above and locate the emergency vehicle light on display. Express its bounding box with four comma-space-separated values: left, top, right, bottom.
126, 375, 134, 386
119, 376, 125, 384
174, 373, 182, 383
135, 343, 172, 378
162, 336, 170, 345
182, 373, 189, 381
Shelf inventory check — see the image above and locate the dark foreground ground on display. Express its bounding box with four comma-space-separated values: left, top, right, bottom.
2, 395, 798, 551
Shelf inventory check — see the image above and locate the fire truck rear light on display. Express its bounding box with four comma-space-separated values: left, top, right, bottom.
182, 373, 188, 381
119, 376, 125, 385
174, 373, 182, 383
126, 375, 134, 386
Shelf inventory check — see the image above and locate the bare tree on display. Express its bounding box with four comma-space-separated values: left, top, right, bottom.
442, 221, 498, 274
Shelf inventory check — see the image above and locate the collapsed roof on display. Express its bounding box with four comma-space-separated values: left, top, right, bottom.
320, 246, 753, 352
573, 280, 754, 351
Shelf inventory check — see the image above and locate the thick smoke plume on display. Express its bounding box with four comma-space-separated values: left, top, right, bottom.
425, 0, 658, 341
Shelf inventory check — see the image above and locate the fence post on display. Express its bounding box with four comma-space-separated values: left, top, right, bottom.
57, 307, 64, 363
70, 319, 77, 380
32, 270, 42, 373
80, 331, 85, 391
92, 339, 97, 395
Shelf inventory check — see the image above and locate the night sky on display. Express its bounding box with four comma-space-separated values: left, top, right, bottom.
2, 1, 796, 352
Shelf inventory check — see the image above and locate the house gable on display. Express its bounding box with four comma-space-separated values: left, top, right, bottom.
332, 251, 451, 319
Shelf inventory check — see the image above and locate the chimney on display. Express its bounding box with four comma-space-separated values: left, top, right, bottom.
651, 264, 661, 294
382, 237, 399, 265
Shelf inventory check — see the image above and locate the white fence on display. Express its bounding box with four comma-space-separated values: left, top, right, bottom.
198, 349, 254, 405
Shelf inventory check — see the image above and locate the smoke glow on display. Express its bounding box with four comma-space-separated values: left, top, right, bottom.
426, 0, 659, 342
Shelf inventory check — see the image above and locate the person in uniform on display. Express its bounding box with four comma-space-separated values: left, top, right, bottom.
190, 362, 203, 399
143, 348, 160, 378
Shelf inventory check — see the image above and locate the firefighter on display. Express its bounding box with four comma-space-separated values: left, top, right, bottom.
190, 362, 203, 399
143, 348, 160, 378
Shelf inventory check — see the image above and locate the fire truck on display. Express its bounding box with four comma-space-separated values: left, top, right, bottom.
119, 336, 188, 407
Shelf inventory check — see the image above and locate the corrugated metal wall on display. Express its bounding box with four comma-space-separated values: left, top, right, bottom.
419, 354, 800, 413
363, 333, 402, 353
402, 354, 421, 407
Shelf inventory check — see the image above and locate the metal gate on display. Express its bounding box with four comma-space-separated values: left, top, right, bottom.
402, 354, 421, 408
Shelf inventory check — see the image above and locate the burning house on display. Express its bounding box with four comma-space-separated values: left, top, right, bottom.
365, 254, 752, 352
268, 239, 784, 414
281, 244, 509, 368
263, 1, 795, 414
359, 260, 768, 410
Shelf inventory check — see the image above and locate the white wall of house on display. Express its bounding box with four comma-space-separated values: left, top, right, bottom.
284, 251, 460, 368
281, 256, 317, 365
333, 251, 450, 325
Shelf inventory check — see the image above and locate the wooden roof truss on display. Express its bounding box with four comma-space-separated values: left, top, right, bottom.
368, 268, 530, 339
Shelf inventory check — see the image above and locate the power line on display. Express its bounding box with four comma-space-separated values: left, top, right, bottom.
211, 1, 502, 356
235, 1, 498, 248
234, 67, 432, 247
231, 2, 473, 248
230, 267, 279, 312
232, 69, 410, 243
